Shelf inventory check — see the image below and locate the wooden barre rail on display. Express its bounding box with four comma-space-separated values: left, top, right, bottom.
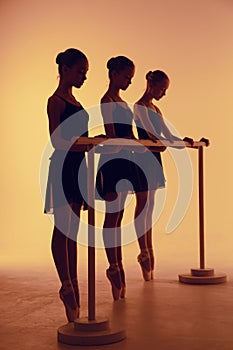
73, 136, 208, 150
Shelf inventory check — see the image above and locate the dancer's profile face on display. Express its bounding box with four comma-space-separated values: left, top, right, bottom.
113, 66, 135, 90
64, 58, 89, 88
150, 78, 169, 100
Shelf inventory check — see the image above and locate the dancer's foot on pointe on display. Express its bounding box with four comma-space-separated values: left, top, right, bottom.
137, 250, 151, 281
106, 264, 122, 301
71, 277, 80, 308
118, 262, 126, 299
148, 248, 155, 280
59, 280, 79, 322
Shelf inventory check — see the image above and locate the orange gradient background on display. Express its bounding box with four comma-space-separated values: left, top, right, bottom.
1, 0, 233, 274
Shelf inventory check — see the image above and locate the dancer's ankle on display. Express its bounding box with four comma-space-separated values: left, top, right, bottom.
71, 277, 78, 285
109, 263, 119, 271
140, 248, 149, 257
61, 279, 73, 290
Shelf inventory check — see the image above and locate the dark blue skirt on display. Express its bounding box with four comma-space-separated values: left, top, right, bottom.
44, 150, 88, 213
96, 149, 165, 200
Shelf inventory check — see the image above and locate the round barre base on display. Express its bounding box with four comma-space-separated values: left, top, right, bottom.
58, 316, 126, 346
179, 268, 227, 284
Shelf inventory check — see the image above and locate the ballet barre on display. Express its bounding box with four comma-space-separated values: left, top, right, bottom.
58, 136, 226, 346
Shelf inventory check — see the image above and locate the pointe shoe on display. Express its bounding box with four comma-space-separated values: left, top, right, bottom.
71, 278, 80, 308
137, 252, 151, 281
119, 268, 126, 299
59, 282, 79, 322
148, 248, 155, 280
106, 266, 122, 301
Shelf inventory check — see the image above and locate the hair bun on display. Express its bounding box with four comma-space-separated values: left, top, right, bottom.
56, 52, 64, 65
146, 71, 153, 81
107, 57, 116, 70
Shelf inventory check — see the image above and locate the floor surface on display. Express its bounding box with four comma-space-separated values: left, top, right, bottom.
1, 265, 233, 350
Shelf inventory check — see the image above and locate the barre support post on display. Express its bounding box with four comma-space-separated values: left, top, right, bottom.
87, 147, 95, 321
199, 146, 205, 269
179, 145, 226, 284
